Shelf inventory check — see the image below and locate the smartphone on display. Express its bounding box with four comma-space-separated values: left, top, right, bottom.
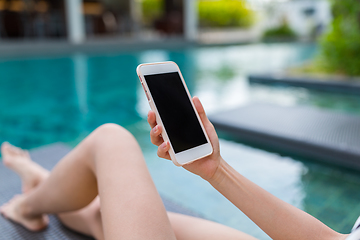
137, 61, 213, 166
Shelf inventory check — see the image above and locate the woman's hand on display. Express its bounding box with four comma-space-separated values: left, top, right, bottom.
147, 96, 222, 181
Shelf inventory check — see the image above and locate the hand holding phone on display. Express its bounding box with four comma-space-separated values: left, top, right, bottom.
137, 61, 213, 166
148, 96, 222, 181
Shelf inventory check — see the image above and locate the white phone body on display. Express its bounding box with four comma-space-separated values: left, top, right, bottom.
137, 61, 213, 166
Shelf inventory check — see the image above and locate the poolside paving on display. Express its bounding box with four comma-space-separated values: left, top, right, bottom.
0, 143, 200, 240
209, 103, 360, 170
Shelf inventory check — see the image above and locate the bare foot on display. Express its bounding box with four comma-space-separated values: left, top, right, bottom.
1, 142, 49, 193
0, 195, 49, 231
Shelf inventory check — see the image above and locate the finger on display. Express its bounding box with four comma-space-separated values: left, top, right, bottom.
147, 111, 157, 129
157, 141, 171, 160
150, 125, 164, 146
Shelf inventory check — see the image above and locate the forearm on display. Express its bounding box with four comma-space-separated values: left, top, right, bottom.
208, 158, 347, 240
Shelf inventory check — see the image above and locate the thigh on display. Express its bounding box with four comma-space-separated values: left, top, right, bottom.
168, 212, 258, 240
90, 124, 176, 240
23, 124, 176, 240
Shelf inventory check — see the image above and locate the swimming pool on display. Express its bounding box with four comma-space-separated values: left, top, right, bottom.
1, 43, 360, 239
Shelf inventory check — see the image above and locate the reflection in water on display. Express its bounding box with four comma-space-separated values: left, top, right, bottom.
0, 53, 142, 149
0, 57, 79, 149
169, 50, 196, 93
302, 90, 360, 115
73, 54, 89, 115
86, 54, 141, 130
301, 163, 360, 233
249, 84, 360, 115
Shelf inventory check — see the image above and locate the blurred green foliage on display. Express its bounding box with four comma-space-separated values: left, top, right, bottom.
198, 0, 255, 28
318, 0, 360, 76
262, 20, 297, 41
214, 64, 236, 82
141, 0, 255, 28
196, 63, 237, 83
141, 0, 163, 26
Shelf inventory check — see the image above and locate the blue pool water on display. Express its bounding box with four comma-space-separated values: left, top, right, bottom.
1, 43, 360, 239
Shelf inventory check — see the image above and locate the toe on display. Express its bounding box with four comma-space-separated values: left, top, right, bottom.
12, 146, 22, 155
10, 145, 28, 158
1, 142, 17, 156
0, 204, 9, 218
1, 142, 10, 152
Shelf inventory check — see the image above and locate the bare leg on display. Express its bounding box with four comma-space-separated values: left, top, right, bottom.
1, 143, 50, 231
1, 142, 48, 194
1, 124, 176, 239
60, 200, 258, 240
168, 212, 258, 240
58, 197, 104, 240
61, 203, 259, 240
1, 142, 104, 239
1, 128, 258, 240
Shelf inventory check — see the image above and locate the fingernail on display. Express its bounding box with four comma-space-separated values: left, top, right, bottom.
162, 142, 168, 149
152, 126, 158, 133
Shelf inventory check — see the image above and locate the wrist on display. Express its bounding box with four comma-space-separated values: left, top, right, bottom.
206, 157, 229, 185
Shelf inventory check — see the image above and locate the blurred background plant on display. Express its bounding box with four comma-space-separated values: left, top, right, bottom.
141, 0, 162, 27
141, 0, 255, 29
262, 18, 297, 42
198, 0, 255, 28
317, 0, 360, 77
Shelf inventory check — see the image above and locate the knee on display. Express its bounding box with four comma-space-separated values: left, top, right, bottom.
92, 123, 137, 146
96, 123, 125, 132
95, 123, 132, 139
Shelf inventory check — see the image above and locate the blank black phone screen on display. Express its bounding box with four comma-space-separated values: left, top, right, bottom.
145, 72, 207, 153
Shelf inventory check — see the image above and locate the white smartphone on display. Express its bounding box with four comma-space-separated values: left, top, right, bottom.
137, 61, 213, 166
